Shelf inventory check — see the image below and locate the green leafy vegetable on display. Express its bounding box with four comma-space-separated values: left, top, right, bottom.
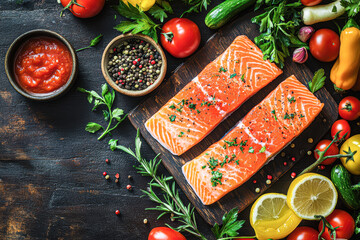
252, 0, 307, 68
109, 130, 207, 239
308, 68, 326, 93
211, 208, 245, 238
181, 0, 212, 17
76, 34, 103, 52
356, 212, 360, 234
148, 1, 173, 22
341, 0, 360, 17
78, 84, 127, 140
113, 1, 160, 42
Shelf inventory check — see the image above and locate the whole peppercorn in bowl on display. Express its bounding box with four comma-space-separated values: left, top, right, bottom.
101, 34, 167, 97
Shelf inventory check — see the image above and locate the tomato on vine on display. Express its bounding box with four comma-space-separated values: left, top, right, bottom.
287, 226, 319, 240
314, 140, 339, 165
331, 119, 351, 140
60, 0, 105, 18
339, 96, 360, 121
148, 227, 186, 240
318, 209, 355, 240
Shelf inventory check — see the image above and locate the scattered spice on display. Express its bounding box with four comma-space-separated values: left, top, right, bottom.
143, 219, 148, 224
281, 152, 286, 157
255, 187, 260, 193
283, 161, 288, 166
106, 39, 162, 91
307, 150, 312, 155
290, 143, 295, 148
128, 175, 132, 179
105, 158, 110, 164
253, 180, 257, 184
230, 73, 237, 79
291, 172, 296, 178
241, 74, 245, 83
308, 138, 313, 143
126, 184, 132, 190
318, 165, 326, 170
115, 209, 121, 215
267, 175, 273, 180
291, 157, 296, 161
115, 173, 120, 179
266, 179, 271, 185
115, 178, 119, 183
103, 171, 107, 176
105, 174, 110, 180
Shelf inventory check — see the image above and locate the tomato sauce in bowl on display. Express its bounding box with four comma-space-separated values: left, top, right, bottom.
14, 37, 73, 94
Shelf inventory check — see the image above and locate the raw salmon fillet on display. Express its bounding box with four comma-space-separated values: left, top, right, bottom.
182, 75, 324, 205
145, 36, 282, 155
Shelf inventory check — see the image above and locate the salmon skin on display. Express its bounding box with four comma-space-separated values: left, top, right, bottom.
145, 36, 282, 155
182, 75, 324, 205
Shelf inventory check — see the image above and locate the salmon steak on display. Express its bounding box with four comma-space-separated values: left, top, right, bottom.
145, 36, 282, 155
182, 75, 324, 205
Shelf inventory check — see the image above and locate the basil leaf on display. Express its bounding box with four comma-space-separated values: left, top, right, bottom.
85, 122, 103, 133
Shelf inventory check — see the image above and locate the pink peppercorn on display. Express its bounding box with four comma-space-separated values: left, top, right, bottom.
283, 162, 288, 166
115, 173, 120, 179
267, 175, 273, 180
103, 172, 107, 176
126, 185, 132, 190
291, 157, 296, 161
291, 172, 296, 178
105, 159, 110, 164
151, 60, 156, 65
115, 210, 120, 215
253, 180, 257, 184
133, 60, 137, 65
139, 65, 143, 68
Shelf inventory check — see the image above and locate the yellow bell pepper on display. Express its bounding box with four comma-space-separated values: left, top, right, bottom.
330, 20, 360, 91
123, 0, 155, 11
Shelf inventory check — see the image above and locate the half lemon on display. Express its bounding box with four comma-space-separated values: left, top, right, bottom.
250, 193, 302, 240
287, 173, 337, 220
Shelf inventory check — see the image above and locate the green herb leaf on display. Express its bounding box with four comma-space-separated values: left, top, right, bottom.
248, 147, 254, 153
309, 68, 326, 93
85, 122, 103, 133
103, 110, 110, 121
161, 1, 173, 13
230, 73, 237, 79
219, 67, 227, 73
181, 0, 211, 17
76, 34, 103, 52
211, 207, 245, 238
355, 212, 360, 234
259, 146, 266, 153
112, 108, 124, 121
148, 5, 168, 22
341, 0, 360, 18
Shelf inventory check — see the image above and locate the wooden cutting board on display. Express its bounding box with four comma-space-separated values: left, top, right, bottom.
128, 12, 338, 225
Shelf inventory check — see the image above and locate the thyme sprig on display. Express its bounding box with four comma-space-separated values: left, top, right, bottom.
109, 130, 206, 239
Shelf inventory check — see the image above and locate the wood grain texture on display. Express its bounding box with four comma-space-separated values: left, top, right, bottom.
129, 12, 338, 225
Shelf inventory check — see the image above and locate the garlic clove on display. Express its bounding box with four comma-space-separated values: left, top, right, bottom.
298, 26, 315, 42
293, 47, 308, 64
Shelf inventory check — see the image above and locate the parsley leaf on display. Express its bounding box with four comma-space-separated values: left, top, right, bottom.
252, 1, 306, 68
211, 208, 245, 238
113, 1, 160, 42
148, 5, 168, 22
309, 68, 326, 93
181, 0, 212, 17
76, 34, 103, 52
85, 122, 103, 133
341, 0, 360, 17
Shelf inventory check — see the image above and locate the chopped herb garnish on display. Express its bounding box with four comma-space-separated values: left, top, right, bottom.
284, 113, 295, 120
169, 103, 176, 109
241, 74, 245, 83
235, 159, 239, 165
187, 129, 190, 132
205, 153, 209, 155
208, 157, 219, 170
176, 108, 183, 113
224, 138, 239, 147
248, 147, 254, 153
219, 67, 227, 73
230, 73, 237, 79
178, 132, 184, 137
220, 160, 226, 167
287, 96, 296, 103
300, 114, 305, 118
196, 109, 201, 114
223, 144, 227, 149
189, 103, 196, 110
211, 170, 223, 187
169, 115, 176, 122
271, 110, 278, 121
202, 165, 206, 169
259, 146, 266, 153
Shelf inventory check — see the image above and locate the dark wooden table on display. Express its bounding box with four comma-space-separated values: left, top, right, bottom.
1, 1, 359, 239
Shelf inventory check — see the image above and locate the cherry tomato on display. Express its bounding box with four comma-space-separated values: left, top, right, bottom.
148, 227, 187, 240
318, 210, 355, 240
339, 96, 360, 121
160, 18, 201, 58
331, 119, 351, 140
314, 139, 339, 165
287, 226, 319, 240
60, 0, 105, 18
301, 0, 323, 6
309, 29, 340, 62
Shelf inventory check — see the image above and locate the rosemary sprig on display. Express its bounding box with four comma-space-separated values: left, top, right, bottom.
181, 0, 212, 17
109, 130, 206, 239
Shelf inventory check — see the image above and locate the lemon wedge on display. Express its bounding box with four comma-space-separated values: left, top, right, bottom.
250, 193, 302, 240
287, 173, 337, 220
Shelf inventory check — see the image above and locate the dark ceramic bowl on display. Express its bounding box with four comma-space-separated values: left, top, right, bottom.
5, 29, 78, 101
101, 33, 167, 97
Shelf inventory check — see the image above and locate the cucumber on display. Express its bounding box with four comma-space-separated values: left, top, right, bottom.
205, 0, 256, 29
331, 164, 360, 210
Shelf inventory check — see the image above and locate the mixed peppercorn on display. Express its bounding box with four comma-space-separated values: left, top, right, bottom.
106, 38, 162, 91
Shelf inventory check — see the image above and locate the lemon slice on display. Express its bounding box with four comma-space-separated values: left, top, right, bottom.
287, 173, 337, 220
250, 193, 302, 240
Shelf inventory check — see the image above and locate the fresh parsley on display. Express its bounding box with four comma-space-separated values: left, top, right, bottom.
230, 73, 237, 79
341, 0, 360, 17
181, 0, 212, 17
148, 1, 173, 23
113, 1, 160, 42
259, 146, 266, 153
78, 84, 127, 140
76, 34, 103, 52
288, 96, 296, 103
252, 0, 307, 68
309, 68, 326, 93
211, 207, 245, 238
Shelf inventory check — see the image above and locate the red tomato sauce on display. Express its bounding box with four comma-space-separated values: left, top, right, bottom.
14, 37, 73, 94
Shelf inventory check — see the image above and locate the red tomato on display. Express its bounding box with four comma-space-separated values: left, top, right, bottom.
287, 226, 319, 240
318, 210, 355, 240
160, 18, 201, 58
148, 227, 186, 240
314, 140, 339, 165
309, 29, 340, 62
339, 96, 360, 121
331, 119, 351, 140
301, 0, 323, 6
60, 0, 105, 18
